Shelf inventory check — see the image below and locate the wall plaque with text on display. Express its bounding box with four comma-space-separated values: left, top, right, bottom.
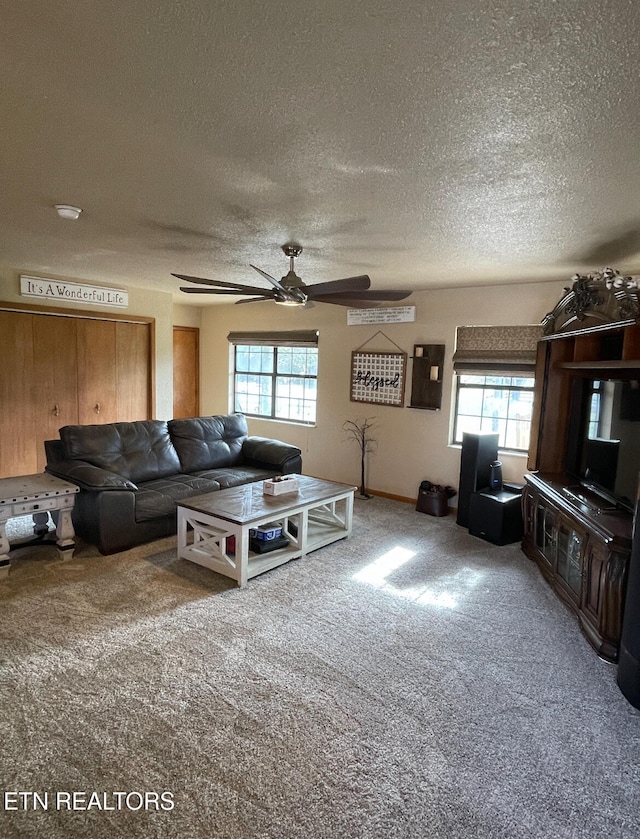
350, 350, 407, 407
20, 276, 129, 308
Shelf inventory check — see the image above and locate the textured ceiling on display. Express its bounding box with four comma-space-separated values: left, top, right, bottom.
2, 0, 640, 305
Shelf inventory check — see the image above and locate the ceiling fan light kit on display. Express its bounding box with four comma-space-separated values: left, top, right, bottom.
174, 244, 412, 309
54, 204, 83, 220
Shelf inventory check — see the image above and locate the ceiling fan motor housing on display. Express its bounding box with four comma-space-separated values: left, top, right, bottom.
282, 243, 303, 259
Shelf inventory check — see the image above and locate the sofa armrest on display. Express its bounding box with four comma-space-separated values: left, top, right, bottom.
241, 436, 302, 473
45, 460, 138, 492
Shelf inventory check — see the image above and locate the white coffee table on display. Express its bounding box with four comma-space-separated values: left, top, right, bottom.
177, 475, 356, 587
0, 473, 79, 578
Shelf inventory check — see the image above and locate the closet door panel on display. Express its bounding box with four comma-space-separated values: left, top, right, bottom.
173, 326, 199, 418
32, 315, 79, 471
116, 321, 151, 421
77, 319, 118, 424
0, 312, 36, 477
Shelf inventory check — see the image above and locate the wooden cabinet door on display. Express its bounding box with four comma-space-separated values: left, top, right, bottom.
32, 315, 79, 470
173, 326, 199, 418
116, 321, 151, 421
0, 312, 36, 477
76, 319, 118, 424
555, 521, 583, 601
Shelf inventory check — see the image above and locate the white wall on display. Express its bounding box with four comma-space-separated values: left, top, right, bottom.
199, 279, 559, 499
173, 303, 202, 329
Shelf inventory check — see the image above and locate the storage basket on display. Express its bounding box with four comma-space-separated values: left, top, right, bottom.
416, 480, 456, 517
263, 476, 299, 495
416, 490, 449, 517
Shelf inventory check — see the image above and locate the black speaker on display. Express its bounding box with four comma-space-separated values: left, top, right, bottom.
456, 432, 499, 527
468, 490, 523, 545
617, 494, 640, 709
489, 460, 503, 492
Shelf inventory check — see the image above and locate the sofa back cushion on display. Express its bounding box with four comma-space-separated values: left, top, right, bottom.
169, 414, 248, 473
59, 420, 182, 484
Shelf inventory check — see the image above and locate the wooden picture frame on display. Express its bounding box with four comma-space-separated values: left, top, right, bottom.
350, 350, 407, 407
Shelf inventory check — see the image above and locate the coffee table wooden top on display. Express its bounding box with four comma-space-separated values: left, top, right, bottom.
178, 475, 357, 526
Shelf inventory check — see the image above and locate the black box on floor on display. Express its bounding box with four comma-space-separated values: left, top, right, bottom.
468, 490, 523, 545
249, 535, 290, 554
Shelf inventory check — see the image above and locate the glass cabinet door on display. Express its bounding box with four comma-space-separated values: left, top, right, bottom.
556, 524, 582, 596
535, 504, 556, 565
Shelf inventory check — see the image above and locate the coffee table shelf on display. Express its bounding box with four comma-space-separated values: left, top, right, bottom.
177, 477, 356, 587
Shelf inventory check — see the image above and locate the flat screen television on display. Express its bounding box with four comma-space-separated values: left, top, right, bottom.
568, 377, 640, 512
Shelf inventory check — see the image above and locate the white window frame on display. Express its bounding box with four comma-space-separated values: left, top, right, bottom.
228, 331, 319, 425
452, 373, 535, 453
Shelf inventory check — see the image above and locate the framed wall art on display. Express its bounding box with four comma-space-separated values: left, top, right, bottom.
350, 350, 407, 407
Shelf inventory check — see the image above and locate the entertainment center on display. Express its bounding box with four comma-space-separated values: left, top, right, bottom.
523, 270, 640, 662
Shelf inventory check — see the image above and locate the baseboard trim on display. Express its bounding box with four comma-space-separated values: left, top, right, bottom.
307, 476, 458, 512
364, 489, 414, 505
366, 488, 459, 514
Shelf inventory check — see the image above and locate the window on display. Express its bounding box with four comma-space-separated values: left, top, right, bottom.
228, 331, 319, 424
587, 380, 603, 439
453, 374, 535, 451
451, 324, 542, 453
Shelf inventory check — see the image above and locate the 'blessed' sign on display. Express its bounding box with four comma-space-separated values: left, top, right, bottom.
350, 351, 406, 407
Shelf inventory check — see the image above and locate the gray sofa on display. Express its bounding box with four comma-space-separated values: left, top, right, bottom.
44, 413, 302, 555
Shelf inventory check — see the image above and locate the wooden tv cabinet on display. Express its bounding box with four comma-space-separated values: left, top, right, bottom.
525, 273, 640, 660
522, 472, 631, 661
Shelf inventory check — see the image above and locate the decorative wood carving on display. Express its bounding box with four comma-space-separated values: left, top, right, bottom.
542, 267, 640, 336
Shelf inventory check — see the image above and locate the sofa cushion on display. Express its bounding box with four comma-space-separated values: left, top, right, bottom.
134, 474, 221, 521
60, 420, 182, 484
192, 466, 275, 489
168, 414, 248, 473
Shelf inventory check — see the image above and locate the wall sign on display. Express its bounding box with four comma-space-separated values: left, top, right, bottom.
350, 350, 407, 407
20, 276, 129, 308
347, 306, 415, 325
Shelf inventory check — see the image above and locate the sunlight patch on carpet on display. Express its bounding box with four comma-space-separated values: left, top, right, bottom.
353, 545, 487, 609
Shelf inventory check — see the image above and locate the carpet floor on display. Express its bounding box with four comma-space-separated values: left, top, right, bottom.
1, 497, 639, 839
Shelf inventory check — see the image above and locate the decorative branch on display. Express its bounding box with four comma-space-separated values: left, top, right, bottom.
343, 417, 378, 499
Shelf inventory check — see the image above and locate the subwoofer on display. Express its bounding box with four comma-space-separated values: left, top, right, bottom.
456, 431, 499, 528
617, 490, 640, 709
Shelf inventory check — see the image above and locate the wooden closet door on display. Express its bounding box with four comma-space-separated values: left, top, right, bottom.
116, 321, 151, 421
32, 315, 79, 471
76, 319, 118, 424
0, 312, 36, 477
173, 326, 199, 418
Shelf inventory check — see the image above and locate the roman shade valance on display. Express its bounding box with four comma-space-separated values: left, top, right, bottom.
452, 325, 543, 375
227, 330, 319, 347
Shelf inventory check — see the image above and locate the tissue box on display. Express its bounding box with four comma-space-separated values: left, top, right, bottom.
263, 476, 299, 496
249, 523, 283, 541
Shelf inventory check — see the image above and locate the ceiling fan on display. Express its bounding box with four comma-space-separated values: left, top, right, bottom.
173, 243, 412, 308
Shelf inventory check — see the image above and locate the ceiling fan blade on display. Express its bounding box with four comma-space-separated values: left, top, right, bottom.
179, 286, 276, 297
304, 275, 371, 297
249, 264, 290, 294
314, 296, 386, 308
173, 273, 268, 294
235, 296, 276, 305
317, 289, 413, 302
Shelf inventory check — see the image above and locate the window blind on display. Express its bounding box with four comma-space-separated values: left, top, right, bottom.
227, 330, 319, 347
452, 325, 543, 375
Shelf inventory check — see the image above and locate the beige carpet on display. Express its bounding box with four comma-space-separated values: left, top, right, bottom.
1, 499, 639, 839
